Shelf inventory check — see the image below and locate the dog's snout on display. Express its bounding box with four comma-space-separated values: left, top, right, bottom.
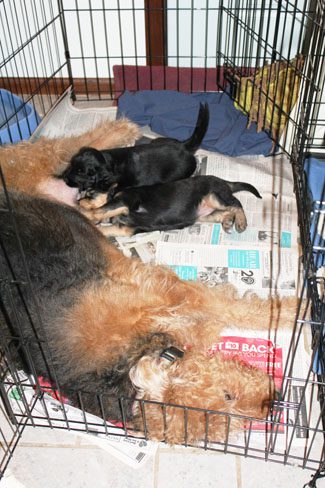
61, 171, 70, 184
62, 173, 78, 188
270, 389, 283, 410
261, 388, 282, 413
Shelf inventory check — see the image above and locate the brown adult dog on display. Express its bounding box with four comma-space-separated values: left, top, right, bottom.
0, 191, 300, 445
0, 118, 140, 205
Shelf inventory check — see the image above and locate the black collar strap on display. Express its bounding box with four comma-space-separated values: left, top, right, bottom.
160, 347, 184, 362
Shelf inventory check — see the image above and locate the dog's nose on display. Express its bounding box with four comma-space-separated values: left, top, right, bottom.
62, 174, 80, 189
61, 171, 70, 183
266, 389, 283, 412
64, 177, 75, 188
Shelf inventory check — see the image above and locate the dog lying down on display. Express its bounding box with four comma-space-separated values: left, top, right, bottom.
79, 175, 262, 237
61, 103, 209, 194
0, 191, 299, 445
0, 118, 141, 206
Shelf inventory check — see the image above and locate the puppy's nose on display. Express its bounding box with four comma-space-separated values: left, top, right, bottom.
61, 170, 70, 183
63, 177, 75, 188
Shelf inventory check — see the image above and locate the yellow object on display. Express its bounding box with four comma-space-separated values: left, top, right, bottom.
234, 55, 304, 145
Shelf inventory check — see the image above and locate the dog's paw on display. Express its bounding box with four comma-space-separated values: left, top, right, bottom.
79, 192, 108, 210
234, 209, 247, 233
112, 214, 129, 226
222, 215, 235, 233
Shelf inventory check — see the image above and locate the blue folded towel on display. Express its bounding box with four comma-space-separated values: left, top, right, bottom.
117, 90, 275, 157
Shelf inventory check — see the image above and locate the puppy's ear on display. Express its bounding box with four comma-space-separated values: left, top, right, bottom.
76, 147, 107, 167
101, 151, 114, 170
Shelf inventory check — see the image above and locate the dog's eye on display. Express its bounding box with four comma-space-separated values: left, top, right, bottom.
223, 390, 235, 401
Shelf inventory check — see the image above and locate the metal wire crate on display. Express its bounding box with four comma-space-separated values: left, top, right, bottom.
0, 1, 324, 485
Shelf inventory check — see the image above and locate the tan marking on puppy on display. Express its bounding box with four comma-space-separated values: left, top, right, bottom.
100, 224, 135, 237
198, 206, 247, 233
79, 192, 108, 210
200, 193, 228, 211
233, 208, 247, 232
80, 205, 129, 223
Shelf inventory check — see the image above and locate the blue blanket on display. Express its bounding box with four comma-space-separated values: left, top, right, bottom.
304, 157, 325, 269
117, 90, 274, 157
304, 157, 325, 374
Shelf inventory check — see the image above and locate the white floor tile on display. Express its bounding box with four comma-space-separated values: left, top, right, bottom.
1, 429, 156, 488
14, 425, 80, 448
156, 447, 238, 488
1, 427, 324, 488
239, 456, 324, 488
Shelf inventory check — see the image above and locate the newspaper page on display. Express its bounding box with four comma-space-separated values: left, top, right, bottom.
153, 153, 299, 298
30, 88, 118, 141
4, 371, 157, 469
155, 241, 297, 297
107, 127, 320, 454
111, 231, 161, 264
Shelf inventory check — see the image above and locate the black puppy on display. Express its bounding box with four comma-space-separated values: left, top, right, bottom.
80, 175, 262, 237
62, 103, 209, 194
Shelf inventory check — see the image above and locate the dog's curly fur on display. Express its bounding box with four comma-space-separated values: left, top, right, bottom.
0, 191, 300, 444
130, 351, 277, 444
0, 118, 140, 205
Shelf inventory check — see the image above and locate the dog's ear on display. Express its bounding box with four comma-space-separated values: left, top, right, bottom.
129, 355, 172, 401
74, 147, 107, 168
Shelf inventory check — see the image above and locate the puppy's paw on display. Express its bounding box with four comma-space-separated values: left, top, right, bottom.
234, 209, 247, 233
79, 192, 108, 210
112, 214, 129, 226
222, 215, 235, 233
79, 199, 96, 210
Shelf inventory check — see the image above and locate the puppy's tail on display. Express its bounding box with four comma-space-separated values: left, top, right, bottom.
228, 181, 262, 199
183, 103, 210, 153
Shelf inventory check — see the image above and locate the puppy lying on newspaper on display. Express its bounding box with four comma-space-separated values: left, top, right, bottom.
79, 175, 262, 237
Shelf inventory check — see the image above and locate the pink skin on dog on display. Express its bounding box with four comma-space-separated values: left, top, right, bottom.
37, 178, 79, 207
196, 201, 215, 217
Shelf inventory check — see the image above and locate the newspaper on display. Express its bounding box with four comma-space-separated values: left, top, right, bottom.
4, 371, 157, 469
30, 88, 118, 141
111, 231, 161, 264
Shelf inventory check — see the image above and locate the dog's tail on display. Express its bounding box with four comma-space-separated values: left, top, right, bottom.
183, 103, 210, 153
228, 181, 262, 199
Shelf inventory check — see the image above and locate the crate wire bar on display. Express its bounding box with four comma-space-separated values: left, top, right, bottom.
0, 0, 324, 482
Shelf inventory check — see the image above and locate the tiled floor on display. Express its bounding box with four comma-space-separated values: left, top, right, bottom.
0, 425, 323, 488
